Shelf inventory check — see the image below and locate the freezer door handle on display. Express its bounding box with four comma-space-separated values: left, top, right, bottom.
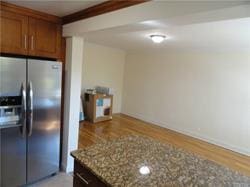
27, 81, 33, 136
20, 82, 26, 137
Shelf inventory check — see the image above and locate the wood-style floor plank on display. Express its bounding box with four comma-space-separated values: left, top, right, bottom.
78, 114, 250, 176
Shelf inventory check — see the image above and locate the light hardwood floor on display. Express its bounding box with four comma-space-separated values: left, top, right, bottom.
79, 114, 250, 176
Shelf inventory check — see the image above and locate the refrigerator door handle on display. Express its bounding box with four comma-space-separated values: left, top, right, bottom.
20, 82, 26, 137
27, 81, 34, 137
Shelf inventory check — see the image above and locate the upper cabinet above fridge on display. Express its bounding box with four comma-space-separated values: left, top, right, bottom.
28, 18, 61, 58
0, 2, 62, 60
0, 10, 29, 56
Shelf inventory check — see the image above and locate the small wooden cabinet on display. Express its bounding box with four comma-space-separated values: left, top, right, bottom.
84, 93, 113, 123
0, 2, 62, 59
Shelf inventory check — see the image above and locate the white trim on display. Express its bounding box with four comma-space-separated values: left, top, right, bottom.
122, 112, 250, 156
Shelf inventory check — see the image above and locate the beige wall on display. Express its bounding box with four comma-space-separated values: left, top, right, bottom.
81, 42, 250, 156
122, 52, 250, 156
82, 42, 126, 113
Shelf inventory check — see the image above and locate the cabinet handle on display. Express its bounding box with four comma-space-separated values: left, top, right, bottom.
76, 173, 89, 185
31, 35, 34, 50
24, 35, 27, 49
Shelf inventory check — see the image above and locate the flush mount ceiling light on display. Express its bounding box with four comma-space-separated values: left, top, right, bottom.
150, 34, 166, 43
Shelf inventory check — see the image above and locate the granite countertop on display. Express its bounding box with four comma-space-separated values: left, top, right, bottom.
71, 135, 250, 187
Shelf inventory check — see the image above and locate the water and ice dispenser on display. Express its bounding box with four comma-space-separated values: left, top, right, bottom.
0, 96, 22, 127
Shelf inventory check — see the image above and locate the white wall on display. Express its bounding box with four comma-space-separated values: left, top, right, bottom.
122, 52, 250, 156
62, 37, 83, 172
82, 42, 126, 113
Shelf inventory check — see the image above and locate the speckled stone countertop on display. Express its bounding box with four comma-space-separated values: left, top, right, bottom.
71, 135, 250, 187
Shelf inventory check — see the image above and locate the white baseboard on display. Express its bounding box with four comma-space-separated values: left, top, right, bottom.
122, 111, 250, 156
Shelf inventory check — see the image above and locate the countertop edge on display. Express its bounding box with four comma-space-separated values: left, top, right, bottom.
71, 151, 112, 187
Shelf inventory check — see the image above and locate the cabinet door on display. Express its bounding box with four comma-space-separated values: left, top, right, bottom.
0, 10, 28, 55
28, 18, 61, 59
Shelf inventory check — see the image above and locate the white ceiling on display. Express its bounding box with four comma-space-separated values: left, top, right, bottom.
83, 17, 250, 53
66, 1, 249, 53
4, 0, 106, 17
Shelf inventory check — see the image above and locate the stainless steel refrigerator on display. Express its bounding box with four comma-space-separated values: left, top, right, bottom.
0, 56, 62, 187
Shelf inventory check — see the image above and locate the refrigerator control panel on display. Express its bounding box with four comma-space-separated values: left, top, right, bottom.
0, 96, 22, 127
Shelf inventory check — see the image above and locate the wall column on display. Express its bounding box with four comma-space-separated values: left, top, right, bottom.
61, 36, 84, 172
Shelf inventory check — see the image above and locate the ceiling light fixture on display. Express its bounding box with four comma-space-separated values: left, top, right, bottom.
150, 34, 166, 43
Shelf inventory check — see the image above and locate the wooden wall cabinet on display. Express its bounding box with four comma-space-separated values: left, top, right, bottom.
0, 10, 28, 55
28, 18, 61, 58
0, 3, 62, 59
